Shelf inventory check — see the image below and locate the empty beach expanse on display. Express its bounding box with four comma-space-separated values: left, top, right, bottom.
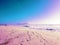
0, 25, 60, 45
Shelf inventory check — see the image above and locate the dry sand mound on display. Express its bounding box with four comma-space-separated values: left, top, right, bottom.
0, 25, 60, 45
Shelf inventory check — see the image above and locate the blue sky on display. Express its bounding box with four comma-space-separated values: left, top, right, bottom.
0, 0, 60, 24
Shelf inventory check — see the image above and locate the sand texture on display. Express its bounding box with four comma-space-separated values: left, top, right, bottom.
0, 25, 60, 45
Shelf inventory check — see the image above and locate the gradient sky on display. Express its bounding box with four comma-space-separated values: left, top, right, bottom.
0, 0, 60, 24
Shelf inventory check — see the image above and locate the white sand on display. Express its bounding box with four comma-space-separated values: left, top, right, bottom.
0, 25, 60, 45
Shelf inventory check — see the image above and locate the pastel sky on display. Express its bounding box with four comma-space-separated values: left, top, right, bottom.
0, 0, 60, 24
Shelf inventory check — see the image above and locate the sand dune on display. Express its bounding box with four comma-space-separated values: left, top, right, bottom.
0, 25, 60, 45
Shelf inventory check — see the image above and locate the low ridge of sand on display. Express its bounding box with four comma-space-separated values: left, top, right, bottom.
0, 25, 60, 45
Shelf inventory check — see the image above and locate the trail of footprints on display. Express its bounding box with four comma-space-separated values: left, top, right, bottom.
0, 26, 60, 45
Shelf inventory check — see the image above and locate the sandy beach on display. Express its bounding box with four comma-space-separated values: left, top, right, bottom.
0, 25, 60, 45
